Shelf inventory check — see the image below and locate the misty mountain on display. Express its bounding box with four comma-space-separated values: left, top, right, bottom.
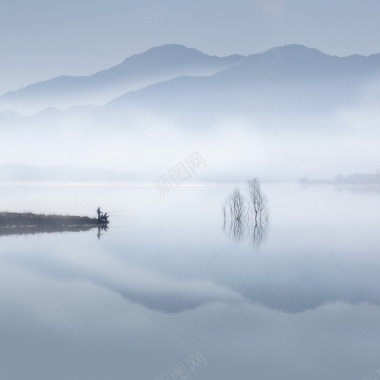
2, 44, 380, 184
106, 44, 380, 122
0, 44, 244, 114
2, 44, 380, 122
217, 44, 380, 82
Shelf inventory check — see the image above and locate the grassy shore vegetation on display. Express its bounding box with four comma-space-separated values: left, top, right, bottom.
0, 212, 103, 227
0, 212, 108, 237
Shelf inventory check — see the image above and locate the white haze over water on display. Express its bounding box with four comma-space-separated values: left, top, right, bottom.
0, 101, 379, 182
0, 41, 379, 183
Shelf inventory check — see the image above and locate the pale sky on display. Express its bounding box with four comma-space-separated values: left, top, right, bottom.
1, 0, 380, 95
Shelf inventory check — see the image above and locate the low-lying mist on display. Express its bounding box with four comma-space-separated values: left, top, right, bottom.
1, 98, 379, 183
2, 44, 379, 184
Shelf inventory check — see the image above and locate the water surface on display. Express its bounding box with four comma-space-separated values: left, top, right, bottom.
0, 182, 380, 380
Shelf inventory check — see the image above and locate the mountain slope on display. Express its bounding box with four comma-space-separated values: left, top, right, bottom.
0, 44, 245, 114
214, 44, 380, 82
106, 44, 380, 121
2, 44, 380, 126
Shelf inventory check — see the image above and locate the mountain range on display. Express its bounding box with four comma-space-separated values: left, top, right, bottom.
1, 43, 380, 117
0, 44, 244, 114
1, 44, 380, 186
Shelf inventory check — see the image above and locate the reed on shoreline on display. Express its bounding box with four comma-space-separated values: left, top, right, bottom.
0, 212, 107, 228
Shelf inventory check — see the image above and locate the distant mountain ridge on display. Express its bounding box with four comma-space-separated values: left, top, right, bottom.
0, 44, 245, 114
223, 44, 380, 82
1, 43, 380, 117
104, 44, 380, 121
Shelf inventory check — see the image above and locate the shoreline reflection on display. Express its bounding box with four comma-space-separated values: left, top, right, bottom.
0, 224, 106, 238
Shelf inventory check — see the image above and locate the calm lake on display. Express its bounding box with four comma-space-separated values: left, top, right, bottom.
1, 182, 380, 380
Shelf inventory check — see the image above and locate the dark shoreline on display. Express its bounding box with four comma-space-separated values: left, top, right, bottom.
0, 212, 107, 226
0, 212, 108, 237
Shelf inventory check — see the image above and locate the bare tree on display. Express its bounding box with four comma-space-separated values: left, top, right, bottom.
222, 178, 270, 248
228, 187, 247, 222
247, 178, 269, 225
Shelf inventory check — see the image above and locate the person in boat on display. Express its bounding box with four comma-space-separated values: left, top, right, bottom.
101, 213, 108, 223
97, 207, 102, 221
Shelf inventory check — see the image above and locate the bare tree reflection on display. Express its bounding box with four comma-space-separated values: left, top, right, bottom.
251, 219, 269, 249
226, 218, 247, 243
223, 179, 270, 249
